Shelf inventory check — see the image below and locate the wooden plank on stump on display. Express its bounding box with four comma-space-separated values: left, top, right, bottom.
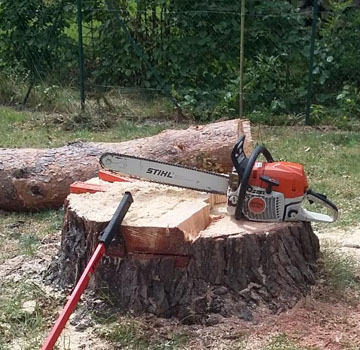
69, 182, 109, 194
98, 169, 134, 183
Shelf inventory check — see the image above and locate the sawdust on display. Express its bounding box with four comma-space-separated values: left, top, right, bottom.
316, 224, 360, 259
247, 298, 360, 350
0, 240, 58, 282
54, 323, 113, 350
129, 296, 360, 350
0, 234, 114, 350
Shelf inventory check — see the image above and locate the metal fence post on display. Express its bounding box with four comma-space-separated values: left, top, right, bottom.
239, 0, 246, 120
305, 0, 319, 125
77, 0, 86, 110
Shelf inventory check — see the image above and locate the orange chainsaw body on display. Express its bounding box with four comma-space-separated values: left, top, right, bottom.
248, 161, 309, 198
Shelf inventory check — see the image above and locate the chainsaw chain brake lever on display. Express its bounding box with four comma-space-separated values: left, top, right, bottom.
231, 136, 274, 179
231, 136, 248, 177
301, 189, 339, 223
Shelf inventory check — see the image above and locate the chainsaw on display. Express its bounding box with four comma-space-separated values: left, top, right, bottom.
100, 136, 338, 223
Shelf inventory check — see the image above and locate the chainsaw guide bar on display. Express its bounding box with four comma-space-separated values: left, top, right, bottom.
100, 152, 229, 194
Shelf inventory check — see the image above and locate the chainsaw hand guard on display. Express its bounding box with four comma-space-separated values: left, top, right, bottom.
231, 136, 248, 176
231, 136, 274, 180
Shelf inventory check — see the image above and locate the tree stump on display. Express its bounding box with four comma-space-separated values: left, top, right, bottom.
49, 180, 320, 324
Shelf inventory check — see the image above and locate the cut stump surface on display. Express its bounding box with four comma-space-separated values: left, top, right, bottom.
49, 180, 320, 324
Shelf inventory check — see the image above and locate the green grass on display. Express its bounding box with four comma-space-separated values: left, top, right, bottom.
0, 209, 64, 262
230, 336, 248, 350
255, 126, 360, 227
100, 318, 149, 348
264, 334, 319, 350
315, 242, 360, 299
0, 106, 173, 148
0, 280, 55, 350
96, 316, 189, 350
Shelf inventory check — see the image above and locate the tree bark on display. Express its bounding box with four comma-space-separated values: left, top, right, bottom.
0, 119, 251, 211
46, 180, 320, 324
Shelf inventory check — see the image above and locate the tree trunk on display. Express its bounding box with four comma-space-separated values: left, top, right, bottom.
46, 179, 320, 324
0, 119, 251, 211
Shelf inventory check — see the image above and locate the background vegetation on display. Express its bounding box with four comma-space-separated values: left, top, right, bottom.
0, 0, 359, 125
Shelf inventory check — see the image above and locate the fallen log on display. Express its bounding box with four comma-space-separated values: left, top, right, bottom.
47, 180, 320, 324
0, 119, 251, 211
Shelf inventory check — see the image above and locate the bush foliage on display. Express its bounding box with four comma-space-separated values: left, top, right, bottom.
0, 0, 359, 123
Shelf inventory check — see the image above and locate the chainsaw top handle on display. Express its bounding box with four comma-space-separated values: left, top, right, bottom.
231, 136, 274, 221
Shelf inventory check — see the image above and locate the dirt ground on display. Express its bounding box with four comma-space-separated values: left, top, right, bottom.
1, 225, 360, 350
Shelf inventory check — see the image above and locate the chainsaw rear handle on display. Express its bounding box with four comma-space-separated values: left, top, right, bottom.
99, 191, 133, 249
231, 137, 274, 221
305, 189, 339, 223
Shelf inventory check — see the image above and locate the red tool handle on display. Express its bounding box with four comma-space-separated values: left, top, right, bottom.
41, 192, 133, 350
41, 243, 105, 350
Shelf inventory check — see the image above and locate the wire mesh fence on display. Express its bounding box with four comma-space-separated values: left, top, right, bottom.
0, 0, 359, 125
